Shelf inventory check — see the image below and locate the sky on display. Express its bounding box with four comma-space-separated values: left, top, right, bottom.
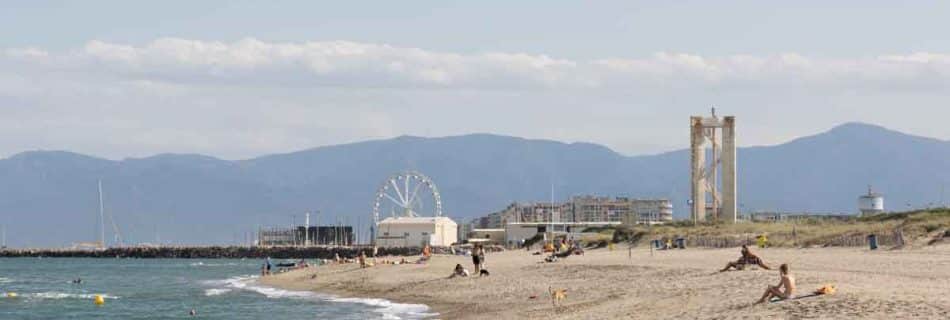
2, 0, 950, 160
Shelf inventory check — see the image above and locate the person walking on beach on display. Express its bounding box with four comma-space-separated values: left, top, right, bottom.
472, 244, 483, 274
264, 256, 273, 276
476, 244, 486, 273
756, 263, 795, 304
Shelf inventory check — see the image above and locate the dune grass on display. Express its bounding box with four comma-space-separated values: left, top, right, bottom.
601, 209, 950, 248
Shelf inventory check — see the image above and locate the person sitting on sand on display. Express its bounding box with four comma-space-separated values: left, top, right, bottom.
721, 245, 771, 272
756, 263, 795, 304
420, 244, 432, 262
449, 264, 470, 278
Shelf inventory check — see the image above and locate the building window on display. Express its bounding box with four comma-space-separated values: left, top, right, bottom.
422, 232, 429, 236
383, 232, 389, 236
404, 232, 410, 237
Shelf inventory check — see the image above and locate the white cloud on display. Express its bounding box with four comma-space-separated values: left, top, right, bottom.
2, 38, 950, 160
4, 37, 947, 92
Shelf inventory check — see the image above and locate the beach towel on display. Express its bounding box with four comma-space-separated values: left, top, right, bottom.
770, 285, 836, 303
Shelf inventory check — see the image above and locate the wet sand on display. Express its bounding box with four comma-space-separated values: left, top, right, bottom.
260, 245, 950, 319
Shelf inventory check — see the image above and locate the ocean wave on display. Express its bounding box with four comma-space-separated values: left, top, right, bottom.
204, 288, 232, 296
0, 277, 12, 283
202, 275, 435, 319
229, 276, 316, 299
30, 292, 119, 300
190, 262, 240, 267
331, 297, 436, 319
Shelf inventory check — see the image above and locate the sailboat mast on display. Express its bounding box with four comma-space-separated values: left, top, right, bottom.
98, 179, 105, 248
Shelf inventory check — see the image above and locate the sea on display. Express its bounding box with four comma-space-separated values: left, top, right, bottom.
0, 258, 435, 319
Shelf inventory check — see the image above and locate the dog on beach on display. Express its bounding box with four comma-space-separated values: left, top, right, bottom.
549, 287, 567, 309
479, 269, 490, 276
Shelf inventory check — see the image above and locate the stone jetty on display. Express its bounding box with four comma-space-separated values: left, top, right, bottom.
0, 246, 424, 259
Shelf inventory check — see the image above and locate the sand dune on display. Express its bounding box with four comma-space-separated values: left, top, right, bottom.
260, 245, 950, 319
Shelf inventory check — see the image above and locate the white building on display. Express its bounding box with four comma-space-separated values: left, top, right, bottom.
504, 221, 621, 245
466, 228, 506, 245
375, 216, 458, 247
630, 199, 674, 224
858, 186, 884, 216
572, 196, 673, 224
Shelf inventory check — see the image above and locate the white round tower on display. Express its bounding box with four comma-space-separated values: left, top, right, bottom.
858, 186, 884, 216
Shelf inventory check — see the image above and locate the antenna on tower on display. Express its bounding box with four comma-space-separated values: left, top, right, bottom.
98, 180, 123, 247
305, 212, 310, 246
98, 179, 106, 248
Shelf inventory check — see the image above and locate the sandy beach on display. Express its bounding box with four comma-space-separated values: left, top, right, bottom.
261, 245, 950, 319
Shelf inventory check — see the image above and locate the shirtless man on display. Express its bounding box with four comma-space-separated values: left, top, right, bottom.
721, 245, 771, 272
756, 263, 795, 304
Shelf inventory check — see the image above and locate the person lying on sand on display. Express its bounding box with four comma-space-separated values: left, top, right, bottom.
756, 263, 795, 304
449, 264, 470, 278
721, 245, 771, 272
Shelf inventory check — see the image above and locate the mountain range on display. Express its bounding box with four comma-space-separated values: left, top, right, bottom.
2, 122, 948, 247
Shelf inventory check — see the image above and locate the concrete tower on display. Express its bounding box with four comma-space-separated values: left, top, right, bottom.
690, 109, 737, 223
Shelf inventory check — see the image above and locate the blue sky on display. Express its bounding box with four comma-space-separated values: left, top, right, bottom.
6, 1, 950, 57
2, 1, 949, 159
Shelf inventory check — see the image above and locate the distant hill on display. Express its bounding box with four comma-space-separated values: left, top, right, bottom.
1, 123, 948, 247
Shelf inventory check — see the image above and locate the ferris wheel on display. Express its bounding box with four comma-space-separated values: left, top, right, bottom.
372, 171, 443, 225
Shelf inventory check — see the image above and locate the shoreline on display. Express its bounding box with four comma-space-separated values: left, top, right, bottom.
242, 276, 438, 319
261, 246, 950, 319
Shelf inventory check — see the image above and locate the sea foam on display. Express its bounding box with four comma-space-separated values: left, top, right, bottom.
204, 288, 232, 296
203, 275, 436, 319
